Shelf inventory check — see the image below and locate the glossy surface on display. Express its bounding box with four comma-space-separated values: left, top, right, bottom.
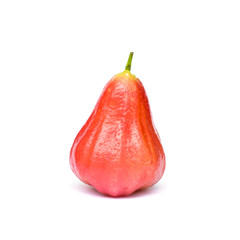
70, 70, 165, 197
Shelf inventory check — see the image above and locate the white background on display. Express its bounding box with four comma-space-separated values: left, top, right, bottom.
0, 0, 240, 239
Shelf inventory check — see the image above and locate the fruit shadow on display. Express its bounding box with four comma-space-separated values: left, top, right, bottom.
72, 183, 165, 199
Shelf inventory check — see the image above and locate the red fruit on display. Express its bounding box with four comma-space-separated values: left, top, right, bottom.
70, 53, 165, 197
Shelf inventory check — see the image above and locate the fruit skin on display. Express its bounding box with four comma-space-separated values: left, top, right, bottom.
70, 70, 165, 197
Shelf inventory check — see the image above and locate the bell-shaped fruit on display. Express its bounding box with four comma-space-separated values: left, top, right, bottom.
70, 53, 165, 197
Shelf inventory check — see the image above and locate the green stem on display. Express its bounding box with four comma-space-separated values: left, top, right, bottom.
125, 52, 134, 71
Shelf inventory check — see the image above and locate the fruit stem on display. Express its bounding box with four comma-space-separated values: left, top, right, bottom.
125, 52, 134, 71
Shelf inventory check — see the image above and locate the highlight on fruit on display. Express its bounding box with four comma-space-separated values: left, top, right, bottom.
70, 52, 165, 197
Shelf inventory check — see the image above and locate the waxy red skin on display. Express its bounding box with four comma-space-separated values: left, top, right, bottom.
70, 71, 165, 197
